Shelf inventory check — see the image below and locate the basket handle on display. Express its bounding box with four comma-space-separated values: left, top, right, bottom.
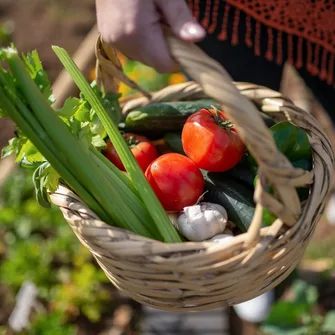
95, 33, 311, 247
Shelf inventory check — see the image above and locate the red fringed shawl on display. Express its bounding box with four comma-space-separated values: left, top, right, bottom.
187, 0, 335, 85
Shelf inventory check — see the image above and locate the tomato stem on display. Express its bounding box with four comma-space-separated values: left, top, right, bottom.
208, 105, 234, 130
208, 105, 237, 144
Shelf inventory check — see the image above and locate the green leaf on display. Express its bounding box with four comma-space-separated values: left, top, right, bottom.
322, 311, 335, 333
21, 50, 43, 74
57, 97, 90, 122
90, 110, 106, 139
45, 165, 61, 193
1, 137, 24, 158
33, 164, 51, 208
18, 156, 42, 169
21, 50, 55, 105
83, 81, 122, 125
16, 139, 44, 163
263, 301, 307, 328
260, 324, 310, 335
32, 162, 60, 208
56, 97, 80, 118
0, 66, 18, 98
292, 280, 318, 308
91, 134, 106, 150
101, 91, 122, 125
74, 101, 90, 122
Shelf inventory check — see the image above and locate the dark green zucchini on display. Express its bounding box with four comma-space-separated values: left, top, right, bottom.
202, 171, 259, 232
221, 155, 255, 189
124, 99, 220, 134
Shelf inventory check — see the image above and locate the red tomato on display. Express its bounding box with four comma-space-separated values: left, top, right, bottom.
145, 153, 204, 211
104, 133, 158, 172
182, 108, 245, 172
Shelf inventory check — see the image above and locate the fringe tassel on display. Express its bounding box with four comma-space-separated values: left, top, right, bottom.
287, 34, 294, 65
254, 21, 261, 56
218, 2, 230, 41
201, 0, 212, 29
232, 9, 240, 45
188, 0, 194, 13
245, 15, 253, 47
311, 44, 320, 76
265, 27, 273, 61
194, 0, 200, 20
208, 0, 220, 34
307, 40, 313, 73
327, 53, 334, 85
296, 37, 303, 69
320, 48, 328, 81
276, 31, 283, 64
187, 3, 335, 87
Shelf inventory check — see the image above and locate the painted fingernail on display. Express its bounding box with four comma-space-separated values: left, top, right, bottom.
180, 22, 206, 40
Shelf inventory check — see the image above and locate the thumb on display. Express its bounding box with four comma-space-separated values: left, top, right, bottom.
156, 0, 206, 42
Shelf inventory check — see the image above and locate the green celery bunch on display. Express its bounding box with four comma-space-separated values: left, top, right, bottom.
0, 46, 182, 243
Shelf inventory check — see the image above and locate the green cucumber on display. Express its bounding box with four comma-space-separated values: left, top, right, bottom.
124, 99, 220, 134
202, 171, 260, 232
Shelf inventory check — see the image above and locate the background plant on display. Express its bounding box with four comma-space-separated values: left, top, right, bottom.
260, 280, 335, 335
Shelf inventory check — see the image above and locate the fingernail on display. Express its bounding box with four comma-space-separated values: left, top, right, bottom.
180, 22, 206, 40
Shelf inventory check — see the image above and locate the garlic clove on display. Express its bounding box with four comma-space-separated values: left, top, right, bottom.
209, 234, 234, 244
176, 202, 228, 242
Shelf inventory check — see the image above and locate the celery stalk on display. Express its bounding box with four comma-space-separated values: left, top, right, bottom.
1, 48, 156, 238
0, 86, 111, 222
90, 148, 163, 240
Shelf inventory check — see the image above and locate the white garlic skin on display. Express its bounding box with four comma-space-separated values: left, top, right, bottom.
209, 234, 234, 244
176, 202, 228, 242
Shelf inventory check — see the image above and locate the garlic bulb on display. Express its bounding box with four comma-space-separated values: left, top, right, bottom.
209, 234, 234, 244
176, 202, 228, 241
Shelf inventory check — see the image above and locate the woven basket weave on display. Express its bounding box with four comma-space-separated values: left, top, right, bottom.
50, 34, 335, 312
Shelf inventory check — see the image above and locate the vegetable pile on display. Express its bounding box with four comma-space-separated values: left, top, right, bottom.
0, 46, 313, 245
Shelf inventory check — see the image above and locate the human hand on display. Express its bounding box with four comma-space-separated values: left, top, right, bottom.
96, 0, 206, 73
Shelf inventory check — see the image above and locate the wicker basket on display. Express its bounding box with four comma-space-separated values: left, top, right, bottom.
50, 34, 335, 312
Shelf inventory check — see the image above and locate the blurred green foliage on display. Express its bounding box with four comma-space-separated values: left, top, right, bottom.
260, 280, 335, 335
0, 167, 113, 331
29, 311, 76, 335
0, 21, 14, 47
